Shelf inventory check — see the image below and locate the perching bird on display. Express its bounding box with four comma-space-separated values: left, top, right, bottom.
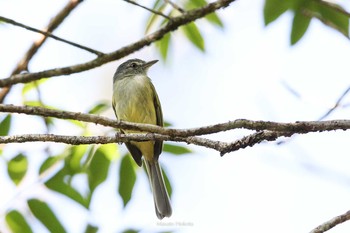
112, 58, 172, 219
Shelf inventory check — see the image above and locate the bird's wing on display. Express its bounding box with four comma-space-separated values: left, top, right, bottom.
151, 82, 164, 160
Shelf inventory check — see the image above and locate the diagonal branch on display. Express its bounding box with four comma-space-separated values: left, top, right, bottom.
309, 209, 350, 233
318, 86, 350, 120
0, 16, 104, 56
0, 0, 84, 103
0, 0, 236, 88
123, 0, 171, 19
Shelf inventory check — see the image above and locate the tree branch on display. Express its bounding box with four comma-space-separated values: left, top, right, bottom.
0, 131, 291, 155
0, 0, 236, 88
164, 0, 186, 13
123, 0, 171, 19
0, 16, 104, 56
0, 0, 84, 103
2, 104, 350, 137
310, 209, 350, 233
318, 86, 350, 120
1, 104, 350, 155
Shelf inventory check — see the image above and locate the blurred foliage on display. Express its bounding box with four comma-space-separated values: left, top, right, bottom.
118, 154, 137, 207
146, 0, 224, 60
7, 153, 28, 185
0, 114, 11, 136
5, 210, 33, 233
27, 199, 66, 233
264, 0, 349, 44
1, 0, 349, 232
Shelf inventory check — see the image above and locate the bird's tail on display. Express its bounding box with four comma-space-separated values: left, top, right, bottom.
144, 159, 172, 219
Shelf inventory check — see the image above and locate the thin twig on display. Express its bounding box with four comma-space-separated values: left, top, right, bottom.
123, 0, 171, 19
310, 210, 350, 233
164, 0, 185, 13
0, 0, 236, 88
0, 0, 84, 103
318, 86, 350, 120
0, 16, 104, 56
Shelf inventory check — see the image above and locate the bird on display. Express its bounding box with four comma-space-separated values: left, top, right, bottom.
112, 58, 172, 219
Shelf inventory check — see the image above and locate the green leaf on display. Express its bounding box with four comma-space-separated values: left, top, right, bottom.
23, 101, 42, 107
182, 22, 205, 52
312, 1, 349, 37
45, 168, 89, 208
0, 114, 11, 136
27, 199, 66, 233
118, 155, 137, 207
88, 147, 111, 192
39, 154, 64, 175
88, 101, 110, 114
291, 11, 311, 45
65, 145, 89, 174
162, 166, 172, 198
7, 153, 28, 185
186, 0, 207, 8
156, 33, 171, 60
205, 12, 224, 28
121, 229, 139, 233
145, 0, 166, 33
6, 210, 33, 233
97, 143, 119, 161
185, 0, 224, 28
84, 224, 98, 233
67, 119, 86, 128
163, 121, 172, 127
163, 143, 192, 155
264, 0, 290, 25
22, 79, 47, 96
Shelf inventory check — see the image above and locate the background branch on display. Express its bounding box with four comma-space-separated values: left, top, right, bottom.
318, 85, 350, 120
0, 0, 83, 103
0, 0, 235, 88
123, 0, 171, 19
0, 16, 104, 56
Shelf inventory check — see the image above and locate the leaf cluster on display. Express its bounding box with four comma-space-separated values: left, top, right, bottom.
264, 0, 349, 45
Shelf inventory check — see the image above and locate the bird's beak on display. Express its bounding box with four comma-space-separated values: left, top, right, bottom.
143, 60, 158, 69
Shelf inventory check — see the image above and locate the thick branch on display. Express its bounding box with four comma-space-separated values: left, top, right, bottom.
1, 104, 350, 155
0, 131, 290, 155
310, 210, 350, 233
0, 0, 235, 87
1, 104, 350, 137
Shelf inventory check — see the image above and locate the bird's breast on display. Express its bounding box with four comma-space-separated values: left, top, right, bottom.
113, 75, 157, 126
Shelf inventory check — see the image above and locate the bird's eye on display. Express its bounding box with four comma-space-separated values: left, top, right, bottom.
130, 63, 137, 68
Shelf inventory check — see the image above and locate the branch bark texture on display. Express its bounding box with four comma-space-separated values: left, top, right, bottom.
0, 0, 235, 88
1, 104, 350, 155
310, 210, 350, 233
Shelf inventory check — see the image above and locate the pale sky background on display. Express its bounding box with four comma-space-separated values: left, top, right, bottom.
1, 0, 350, 233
